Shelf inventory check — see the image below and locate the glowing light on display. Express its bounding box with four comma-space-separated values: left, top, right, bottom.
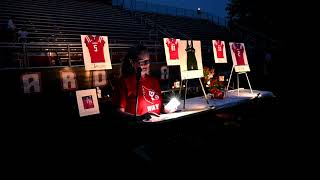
257, 93, 261, 98
85, 70, 91, 79
165, 97, 181, 112
174, 81, 180, 88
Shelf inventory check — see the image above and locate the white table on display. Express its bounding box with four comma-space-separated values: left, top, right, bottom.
147, 89, 275, 123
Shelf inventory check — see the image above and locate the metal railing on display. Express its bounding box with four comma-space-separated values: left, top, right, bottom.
0, 42, 163, 69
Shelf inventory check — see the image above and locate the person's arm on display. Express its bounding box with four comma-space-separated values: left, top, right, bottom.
115, 108, 159, 121
153, 78, 177, 114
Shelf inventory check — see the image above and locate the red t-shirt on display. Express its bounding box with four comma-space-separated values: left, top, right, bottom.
166, 38, 179, 60
214, 41, 224, 58
84, 35, 106, 63
232, 43, 245, 65
113, 75, 163, 115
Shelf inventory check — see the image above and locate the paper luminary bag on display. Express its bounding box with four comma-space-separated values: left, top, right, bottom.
81, 35, 112, 70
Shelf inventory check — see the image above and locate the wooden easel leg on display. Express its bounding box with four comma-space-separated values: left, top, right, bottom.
199, 78, 209, 104
237, 73, 240, 96
226, 66, 234, 97
179, 80, 183, 98
245, 73, 253, 93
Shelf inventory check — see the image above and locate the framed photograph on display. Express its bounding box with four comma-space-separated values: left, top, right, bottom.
81, 35, 112, 70
76, 89, 100, 117
229, 42, 250, 72
212, 40, 227, 63
179, 40, 204, 80
163, 38, 180, 66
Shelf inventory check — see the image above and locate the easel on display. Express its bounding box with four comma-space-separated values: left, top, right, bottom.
179, 78, 209, 109
226, 66, 253, 96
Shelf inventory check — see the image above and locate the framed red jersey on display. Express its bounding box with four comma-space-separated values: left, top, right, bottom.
81, 35, 112, 70
163, 38, 180, 66
212, 40, 227, 63
229, 42, 250, 72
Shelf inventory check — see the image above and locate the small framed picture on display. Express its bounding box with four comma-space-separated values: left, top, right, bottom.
76, 89, 100, 117
218, 75, 224, 82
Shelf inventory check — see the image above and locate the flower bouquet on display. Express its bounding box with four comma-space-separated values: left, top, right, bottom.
203, 66, 225, 99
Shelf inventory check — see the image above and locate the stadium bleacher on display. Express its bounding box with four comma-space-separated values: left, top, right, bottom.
0, 0, 231, 68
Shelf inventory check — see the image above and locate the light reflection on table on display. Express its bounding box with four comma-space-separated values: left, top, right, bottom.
146, 89, 275, 123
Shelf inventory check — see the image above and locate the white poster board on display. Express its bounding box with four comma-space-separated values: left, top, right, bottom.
212, 40, 227, 63
229, 42, 250, 72
179, 40, 204, 80
76, 89, 100, 117
163, 38, 180, 66
81, 35, 112, 70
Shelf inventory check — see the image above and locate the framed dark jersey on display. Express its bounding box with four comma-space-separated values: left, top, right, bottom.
178, 40, 204, 80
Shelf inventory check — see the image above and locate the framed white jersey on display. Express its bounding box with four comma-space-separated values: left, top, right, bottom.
229, 42, 250, 72
163, 38, 180, 66
81, 35, 112, 70
212, 40, 227, 63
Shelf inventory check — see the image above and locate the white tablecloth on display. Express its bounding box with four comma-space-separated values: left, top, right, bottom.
147, 89, 275, 122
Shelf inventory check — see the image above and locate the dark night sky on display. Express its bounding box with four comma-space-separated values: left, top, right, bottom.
145, 0, 228, 18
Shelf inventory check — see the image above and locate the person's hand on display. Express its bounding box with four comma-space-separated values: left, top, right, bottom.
135, 112, 160, 121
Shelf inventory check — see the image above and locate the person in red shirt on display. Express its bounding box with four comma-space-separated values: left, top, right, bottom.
112, 44, 176, 121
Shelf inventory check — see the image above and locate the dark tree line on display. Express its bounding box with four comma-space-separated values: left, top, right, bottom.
225, 0, 283, 42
